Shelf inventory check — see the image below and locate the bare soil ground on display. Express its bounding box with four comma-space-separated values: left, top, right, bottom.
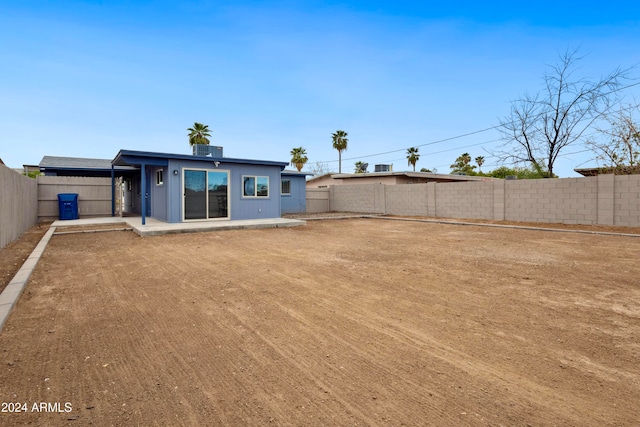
0, 223, 50, 294
1, 218, 640, 426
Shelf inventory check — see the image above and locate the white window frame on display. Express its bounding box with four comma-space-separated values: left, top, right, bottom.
156, 169, 164, 186
242, 175, 269, 198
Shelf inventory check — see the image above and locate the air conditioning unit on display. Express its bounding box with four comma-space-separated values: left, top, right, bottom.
374, 164, 392, 172
193, 145, 223, 157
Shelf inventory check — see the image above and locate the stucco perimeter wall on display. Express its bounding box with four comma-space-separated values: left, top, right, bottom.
312, 174, 640, 227
0, 163, 38, 250
38, 176, 113, 221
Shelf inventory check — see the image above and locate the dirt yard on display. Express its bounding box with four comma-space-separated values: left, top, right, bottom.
1, 218, 639, 426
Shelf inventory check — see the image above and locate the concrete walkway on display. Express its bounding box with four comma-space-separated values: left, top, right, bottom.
0, 226, 56, 332
52, 216, 306, 236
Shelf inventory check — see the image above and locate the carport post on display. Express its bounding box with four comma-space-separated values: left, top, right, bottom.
141, 163, 146, 225
111, 165, 115, 217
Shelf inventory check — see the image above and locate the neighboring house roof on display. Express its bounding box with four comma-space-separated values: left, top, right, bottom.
306, 171, 495, 186
112, 149, 289, 169
574, 166, 640, 177
281, 170, 313, 177
39, 156, 137, 175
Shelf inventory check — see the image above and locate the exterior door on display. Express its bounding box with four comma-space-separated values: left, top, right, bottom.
183, 169, 229, 221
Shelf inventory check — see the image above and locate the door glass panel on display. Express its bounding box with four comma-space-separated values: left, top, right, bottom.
208, 171, 228, 218
184, 170, 207, 219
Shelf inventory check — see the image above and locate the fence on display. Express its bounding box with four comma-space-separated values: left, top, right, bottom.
38, 176, 113, 222
306, 188, 331, 213
0, 163, 38, 250
310, 174, 640, 227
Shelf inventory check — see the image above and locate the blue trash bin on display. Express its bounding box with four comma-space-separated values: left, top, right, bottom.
57, 193, 79, 220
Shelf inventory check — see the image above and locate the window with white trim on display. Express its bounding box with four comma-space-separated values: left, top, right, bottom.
156, 169, 164, 186
243, 176, 269, 197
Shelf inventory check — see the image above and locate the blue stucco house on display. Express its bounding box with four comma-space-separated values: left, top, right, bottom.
111, 147, 306, 224
280, 170, 311, 214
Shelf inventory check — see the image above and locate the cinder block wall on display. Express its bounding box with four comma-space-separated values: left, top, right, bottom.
38, 176, 113, 221
434, 181, 495, 220
310, 174, 640, 227
0, 163, 38, 250
504, 178, 598, 224
385, 185, 428, 215
614, 175, 640, 226
332, 184, 385, 213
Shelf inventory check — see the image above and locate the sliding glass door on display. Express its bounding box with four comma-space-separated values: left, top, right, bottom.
183, 169, 229, 220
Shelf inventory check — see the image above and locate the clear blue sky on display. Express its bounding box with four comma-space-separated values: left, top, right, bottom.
1, 0, 639, 177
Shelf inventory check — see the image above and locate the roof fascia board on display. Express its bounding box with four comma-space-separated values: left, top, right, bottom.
113, 149, 287, 168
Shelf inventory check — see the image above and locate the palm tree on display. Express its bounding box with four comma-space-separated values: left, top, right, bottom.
461, 152, 471, 166
290, 147, 309, 172
187, 122, 211, 147
475, 156, 485, 172
406, 147, 420, 171
331, 130, 349, 173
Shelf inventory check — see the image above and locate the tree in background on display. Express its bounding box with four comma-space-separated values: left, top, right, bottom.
307, 161, 331, 176
475, 156, 485, 173
406, 147, 420, 171
485, 166, 549, 179
497, 49, 632, 178
290, 147, 309, 172
354, 161, 367, 173
586, 104, 640, 174
187, 122, 211, 146
332, 130, 349, 173
450, 152, 476, 175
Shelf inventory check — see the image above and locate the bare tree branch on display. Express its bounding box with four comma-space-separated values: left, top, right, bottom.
495, 48, 635, 177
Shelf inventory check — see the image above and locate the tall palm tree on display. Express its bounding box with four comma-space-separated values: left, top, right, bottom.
406, 147, 420, 171
290, 147, 309, 172
461, 152, 471, 166
475, 156, 485, 172
331, 130, 348, 173
187, 122, 211, 147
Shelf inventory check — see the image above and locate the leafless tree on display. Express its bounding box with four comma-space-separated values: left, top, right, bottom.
497, 49, 634, 177
586, 104, 640, 174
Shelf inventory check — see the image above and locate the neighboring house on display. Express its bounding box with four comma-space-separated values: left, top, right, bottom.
281, 170, 312, 214
307, 171, 494, 188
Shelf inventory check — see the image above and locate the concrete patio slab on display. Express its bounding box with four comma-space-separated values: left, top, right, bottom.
52, 216, 306, 237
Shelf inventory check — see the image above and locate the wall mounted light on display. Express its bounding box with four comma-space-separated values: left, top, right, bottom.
173, 170, 178, 175
214, 161, 220, 167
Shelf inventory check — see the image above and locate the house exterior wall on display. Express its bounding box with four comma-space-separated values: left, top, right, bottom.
150, 166, 168, 222
281, 175, 307, 214
308, 174, 640, 227
164, 159, 282, 222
